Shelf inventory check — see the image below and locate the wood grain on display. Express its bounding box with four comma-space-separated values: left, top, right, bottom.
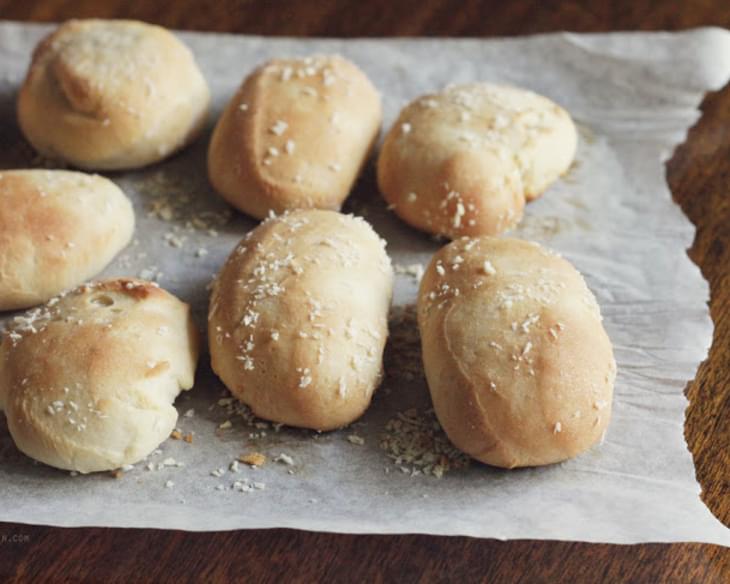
0, 1, 728, 581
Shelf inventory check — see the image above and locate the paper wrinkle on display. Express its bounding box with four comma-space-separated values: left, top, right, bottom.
0, 22, 728, 545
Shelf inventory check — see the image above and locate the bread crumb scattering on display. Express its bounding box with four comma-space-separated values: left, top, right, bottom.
375, 304, 470, 478
274, 453, 295, 466
239, 452, 267, 467
379, 408, 470, 478
138, 171, 232, 247
347, 434, 365, 445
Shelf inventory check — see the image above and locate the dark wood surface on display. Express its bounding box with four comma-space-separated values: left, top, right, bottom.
0, 1, 728, 582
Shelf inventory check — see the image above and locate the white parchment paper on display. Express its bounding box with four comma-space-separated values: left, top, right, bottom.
0, 22, 729, 545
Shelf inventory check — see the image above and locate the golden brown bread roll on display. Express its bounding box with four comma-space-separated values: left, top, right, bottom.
17, 19, 210, 170
0, 278, 199, 473
378, 83, 577, 239
209, 209, 393, 430
417, 236, 615, 468
0, 169, 134, 311
208, 55, 382, 219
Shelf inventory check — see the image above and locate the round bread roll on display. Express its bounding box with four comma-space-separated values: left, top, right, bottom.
378, 83, 577, 239
0, 278, 199, 473
208, 55, 382, 219
417, 237, 615, 468
0, 169, 134, 311
17, 19, 210, 170
209, 209, 393, 430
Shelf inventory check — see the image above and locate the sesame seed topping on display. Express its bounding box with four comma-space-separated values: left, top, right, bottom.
270, 120, 288, 135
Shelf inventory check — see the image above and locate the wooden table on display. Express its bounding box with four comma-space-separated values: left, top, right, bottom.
0, 1, 728, 581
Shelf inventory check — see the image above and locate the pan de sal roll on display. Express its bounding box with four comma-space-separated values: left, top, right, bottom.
208, 55, 381, 219
0, 170, 134, 311
209, 209, 393, 430
0, 278, 199, 473
378, 83, 577, 238
417, 237, 615, 468
17, 19, 210, 170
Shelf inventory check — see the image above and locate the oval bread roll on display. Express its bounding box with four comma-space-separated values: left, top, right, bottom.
208, 55, 382, 219
417, 237, 615, 468
0, 278, 199, 473
0, 170, 134, 311
209, 210, 393, 430
378, 83, 577, 239
17, 19, 210, 170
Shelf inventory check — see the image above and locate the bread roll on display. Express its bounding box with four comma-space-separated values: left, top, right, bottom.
17, 19, 210, 170
378, 83, 577, 239
0, 278, 199, 473
0, 170, 134, 311
208, 55, 381, 219
417, 237, 615, 468
209, 209, 393, 430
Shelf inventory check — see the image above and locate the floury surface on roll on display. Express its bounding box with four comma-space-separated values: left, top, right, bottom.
0, 278, 199, 473
417, 237, 615, 468
378, 83, 577, 239
17, 19, 210, 170
0, 170, 134, 311
208, 55, 382, 219
209, 210, 393, 431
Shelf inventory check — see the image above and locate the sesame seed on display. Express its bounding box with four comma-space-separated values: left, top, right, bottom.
270, 120, 288, 135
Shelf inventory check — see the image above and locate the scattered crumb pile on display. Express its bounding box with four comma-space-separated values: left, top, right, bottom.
383, 304, 423, 383
380, 408, 470, 478
380, 304, 470, 478
214, 395, 283, 440
141, 170, 232, 232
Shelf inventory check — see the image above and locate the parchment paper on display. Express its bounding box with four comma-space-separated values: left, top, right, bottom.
0, 22, 729, 545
